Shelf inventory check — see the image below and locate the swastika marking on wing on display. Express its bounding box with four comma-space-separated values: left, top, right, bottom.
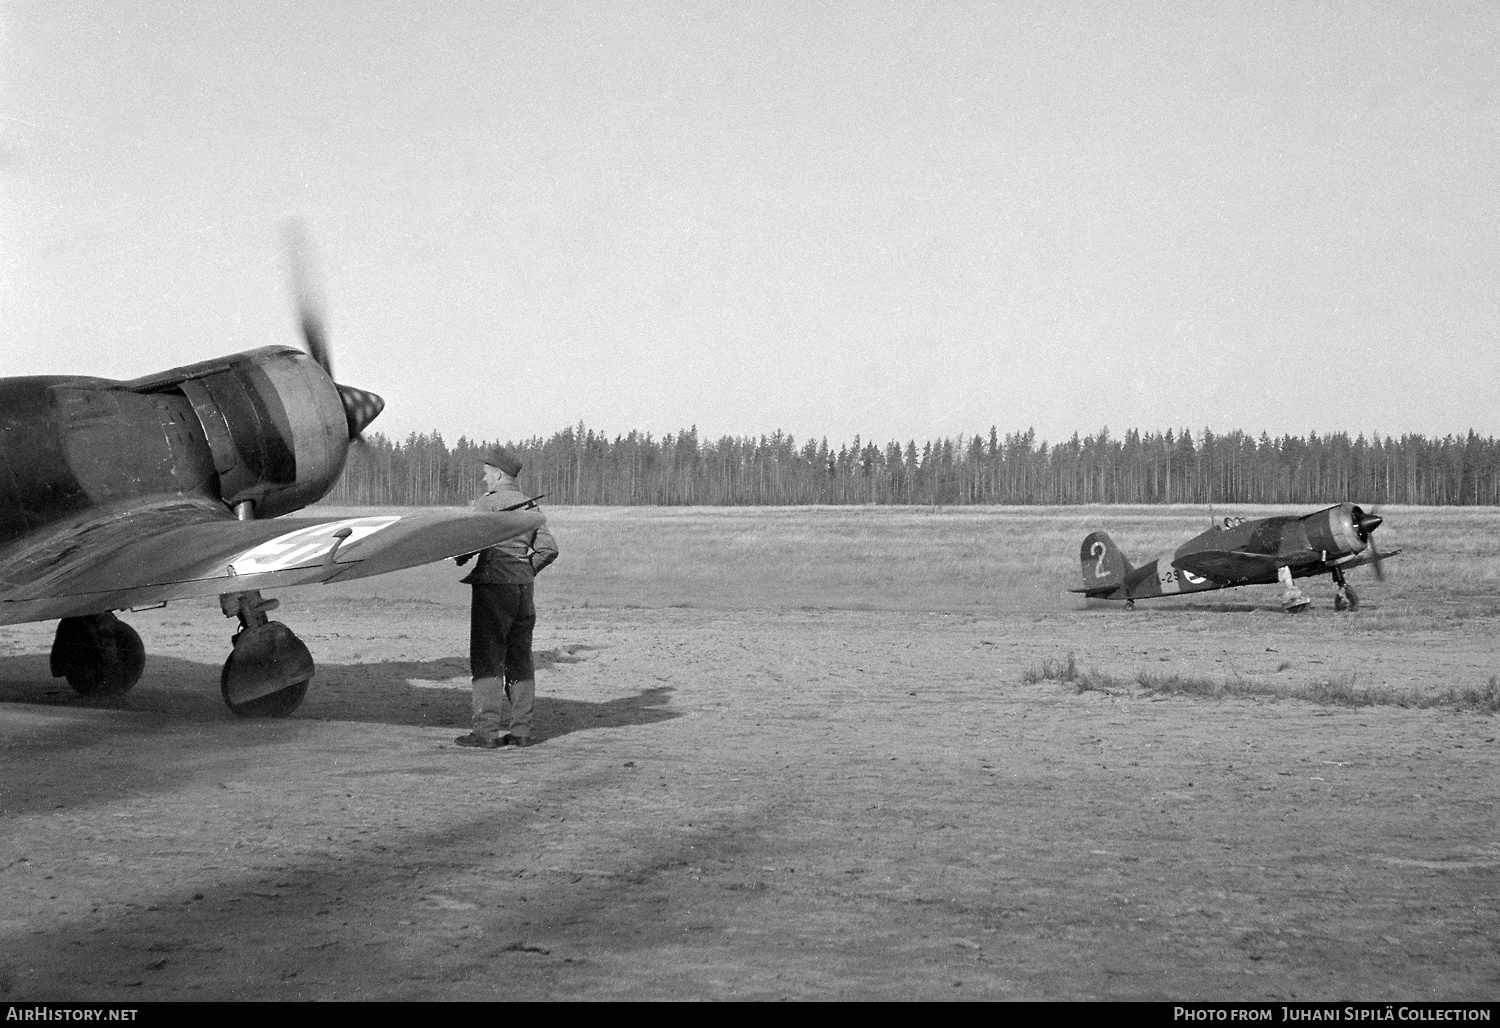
228, 516, 401, 575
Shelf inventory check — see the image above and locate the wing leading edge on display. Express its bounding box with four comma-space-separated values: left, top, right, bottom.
0, 503, 544, 625
1172, 547, 1400, 586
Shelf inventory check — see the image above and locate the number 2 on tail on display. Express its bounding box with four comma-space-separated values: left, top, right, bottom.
1090, 541, 1111, 579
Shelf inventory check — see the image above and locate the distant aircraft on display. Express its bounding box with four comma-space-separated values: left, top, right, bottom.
1072, 503, 1397, 613
0, 227, 542, 716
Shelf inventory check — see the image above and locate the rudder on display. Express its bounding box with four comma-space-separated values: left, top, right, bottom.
1079, 531, 1132, 594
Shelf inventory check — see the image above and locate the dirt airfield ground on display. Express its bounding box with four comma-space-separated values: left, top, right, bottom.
1, 504, 1497, 1001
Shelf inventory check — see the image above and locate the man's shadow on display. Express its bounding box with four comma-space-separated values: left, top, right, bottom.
0, 644, 680, 741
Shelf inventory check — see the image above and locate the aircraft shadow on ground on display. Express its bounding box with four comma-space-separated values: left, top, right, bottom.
0, 776, 780, 1001
1079, 597, 1364, 614
1080, 599, 1260, 613
0, 650, 680, 742
0, 652, 706, 999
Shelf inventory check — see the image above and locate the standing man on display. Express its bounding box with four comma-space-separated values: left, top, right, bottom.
454, 447, 559, 749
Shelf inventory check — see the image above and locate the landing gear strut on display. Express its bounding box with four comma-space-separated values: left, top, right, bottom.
1331, 567, 1360, 612
219, 591, 313, 718
1277, 566, 1310, 614
50, 613, 145, 696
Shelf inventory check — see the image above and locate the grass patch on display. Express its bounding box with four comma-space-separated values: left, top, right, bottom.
1432, 675, 1500, 713
1021, 652, 1077, 684
1022, 651, 1129, 695
1026, 654, 1500, 712
1134, 670, 1266, 699
1281, 673, 1498, 712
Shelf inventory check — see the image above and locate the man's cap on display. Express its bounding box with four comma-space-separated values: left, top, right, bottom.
482, 447, 523, 477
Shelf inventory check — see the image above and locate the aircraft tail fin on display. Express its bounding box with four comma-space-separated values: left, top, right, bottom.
1077, 531, 1132, 596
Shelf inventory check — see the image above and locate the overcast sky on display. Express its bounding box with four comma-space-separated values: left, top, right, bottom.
3, 1, 1497, 449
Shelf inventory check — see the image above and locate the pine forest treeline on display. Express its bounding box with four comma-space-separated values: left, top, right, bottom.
327, 425, 1500, 507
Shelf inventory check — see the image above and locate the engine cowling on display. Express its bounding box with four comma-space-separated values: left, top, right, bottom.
1303, 502, 1380, 559
131, 346, 352, 519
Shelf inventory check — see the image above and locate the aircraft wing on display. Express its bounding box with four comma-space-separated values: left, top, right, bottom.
1172, 549, 1313, 584
1172, 550, 1263, 583
0, 499, 544, 626
1176, 546, 1380, 584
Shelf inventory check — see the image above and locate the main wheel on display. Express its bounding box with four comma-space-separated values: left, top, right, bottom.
1344, 585, 1360, 611
220, 621, 314, 718
223, 679, 309, 718
51, 614, 146, 696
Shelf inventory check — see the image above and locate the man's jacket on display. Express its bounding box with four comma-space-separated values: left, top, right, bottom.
460, 485, 559, 585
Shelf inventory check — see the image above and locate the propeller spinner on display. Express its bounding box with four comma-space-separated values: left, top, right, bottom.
338, 384, 385, 438
283, 220, 385, 441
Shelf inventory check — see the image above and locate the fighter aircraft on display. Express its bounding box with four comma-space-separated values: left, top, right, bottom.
1072, 503, 1397, 613
0, 228, 543, 716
